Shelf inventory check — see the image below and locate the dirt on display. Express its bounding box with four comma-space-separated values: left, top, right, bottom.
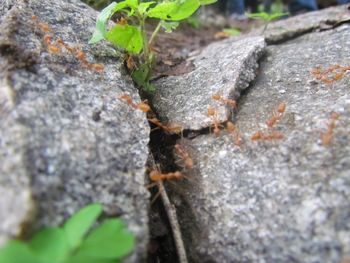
151, 23, 222, 78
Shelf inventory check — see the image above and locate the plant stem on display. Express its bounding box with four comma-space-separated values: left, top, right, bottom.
262, 21, 269, 34
148, 21, 162, 46
140, 17, 149, 64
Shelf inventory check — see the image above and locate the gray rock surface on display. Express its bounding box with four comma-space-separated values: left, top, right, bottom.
263, 5, 350, 43
168, 21, 350, 263
152, 36, 266, 131
0, 0, 150, 261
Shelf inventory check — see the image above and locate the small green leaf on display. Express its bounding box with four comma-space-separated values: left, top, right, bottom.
160, 21, 179, 33
269, 12, 289, 20
123, 0, 138, 10
29, 227, 69, 263
199, 0, 217, 5
247, 12, 270, 20
138, 1, 156, 15
106, 24, 143, 54
73, 219, 134, 260
0, 241, 39, 263
116, 0, 138, 16
223, 28, 241, 36
148, 0, 200, 21
89, 2, 118, 44
247, 12, 288, 21
131, 64, 155, 92
63, 204, 103, 249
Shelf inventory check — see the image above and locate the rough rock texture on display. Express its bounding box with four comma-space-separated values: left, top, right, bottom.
0, 0, 150, 261
152, 37, 266, 131
169, 22, 350, 263
262, 5, 350, 43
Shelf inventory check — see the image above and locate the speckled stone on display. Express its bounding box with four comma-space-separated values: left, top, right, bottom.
263, 5, 350, 43
152, 36, 266, 131
0, 0, 149, 261
171, 24, 350, 263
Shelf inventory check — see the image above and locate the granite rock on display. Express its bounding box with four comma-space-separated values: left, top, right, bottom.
152, 36, 266, 131
263, 5, 350, 43
169, 22, 350, 263
0, 0, 150, 261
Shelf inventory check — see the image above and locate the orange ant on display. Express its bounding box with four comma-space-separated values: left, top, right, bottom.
43, 35, 52, 45
149, 170, 183, 182
47, 45, 60, 54
212, 93, 237, 110
207, 106, 223, 136
117, 17, 128, 26
321, 112, 339, 146
33, 15, 104, 73
266, 102, 286, 128
174, 144, 194, 169
251, 130, 284, 141
311, 64, 350, 84
125, 54, 137, 71
148, 118, 183, 134
118, 93, 151, 113
226, 121, 243, 146
147, 166, 184, 204
90, 63, 105, 72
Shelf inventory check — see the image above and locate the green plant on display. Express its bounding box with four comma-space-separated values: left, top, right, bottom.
222, 28, 241, 36
247, 11, 288, 33
89, 0, 216, 92
0, 204, 134, 263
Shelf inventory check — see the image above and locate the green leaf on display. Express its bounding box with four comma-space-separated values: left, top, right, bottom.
72, 219, 134, 260
138, 1, 155, 15
89, 2, 118, 44
63, 204, 103, 249
160, 21, 179, 33
29, 228, 69, 263
147, 2, 176, 20
106, 24, 143, 54
246, 12, 288, 21
269, 12, 289, 20
116, 0, 138, 16
148, 0, 200, 21
247, 12, 270, 20
66, 257, 116, 263
0, 240, 39, 263
199, 0, 217, 5
223, 28, 241, 36
131, 65, 155, 92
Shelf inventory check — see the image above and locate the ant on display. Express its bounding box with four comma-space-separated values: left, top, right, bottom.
311, 64, 350, 84
124, 54, 137, 72
174, 144, 194, 170
148, 117, 183, 134
266, 102, 286, 128
212, 93, 237, 110
118, 93, 151, 113
149, 170, 183, 182
251, 130, 284, 141
321, 112, 339, 146
33, 15, 104, 73
207, 106, 223, 136
147, 165, 184, 204
226, 121, 243, 147
251, 102, 286, 142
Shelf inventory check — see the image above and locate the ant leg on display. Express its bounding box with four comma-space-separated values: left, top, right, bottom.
146, 182, 158, 189
151, 190, 161, 205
